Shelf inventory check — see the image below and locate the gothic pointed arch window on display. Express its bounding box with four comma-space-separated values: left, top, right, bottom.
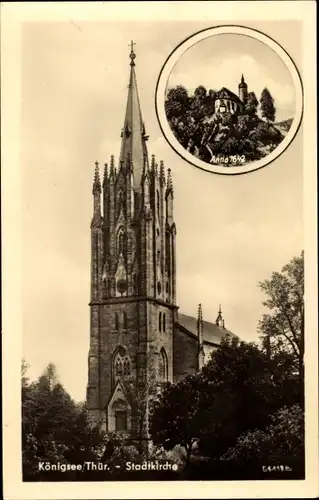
159, 347, 168, 383
163, 313, 166, 333
113, 347, 131, 384
159, 312, 162, 332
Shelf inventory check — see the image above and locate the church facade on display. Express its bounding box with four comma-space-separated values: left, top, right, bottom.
214, 75, 248, 115
86, 45, 232, 436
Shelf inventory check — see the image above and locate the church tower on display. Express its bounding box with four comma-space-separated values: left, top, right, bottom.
86, 43, 177, 443
238, 74, 248, 105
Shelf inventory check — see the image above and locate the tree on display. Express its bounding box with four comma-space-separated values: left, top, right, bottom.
149, 333, 300, 464
260, 88, 276, 122
221, 404, 304, 472
258, 251, 304, 387
194, 85, 207, 99
165, 85, 189, 120
198, 335, 278, 458
149, 372, 207, 466
22, 362, 107, 480
245, 91, 259, 116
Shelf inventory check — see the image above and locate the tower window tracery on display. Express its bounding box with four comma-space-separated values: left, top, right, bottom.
113, 347, 131, 383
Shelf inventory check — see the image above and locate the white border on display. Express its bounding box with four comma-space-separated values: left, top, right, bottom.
156, 25, 303, 175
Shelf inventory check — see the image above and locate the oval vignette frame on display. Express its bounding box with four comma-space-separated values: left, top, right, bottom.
155, 25, 304, 176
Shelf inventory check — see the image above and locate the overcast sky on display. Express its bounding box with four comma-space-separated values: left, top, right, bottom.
167, 33, 296, 122
21, 20, 303, 401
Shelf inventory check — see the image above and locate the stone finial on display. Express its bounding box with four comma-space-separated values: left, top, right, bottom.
151, 154, 156, 170
197, 303, 204, 350
197, 303, 203, 325
167, 168, 173, 192
109, 155, 115, 180
93, 161, 101, 193
159, 160, 165, 182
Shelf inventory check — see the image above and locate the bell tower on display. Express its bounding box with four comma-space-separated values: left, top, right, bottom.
238, 74, 248, 105
86, 43, 177, 443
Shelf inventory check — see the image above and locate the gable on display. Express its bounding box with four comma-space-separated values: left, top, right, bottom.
215, 87, 242, 104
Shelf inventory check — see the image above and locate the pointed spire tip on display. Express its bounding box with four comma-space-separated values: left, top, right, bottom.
129, 40, 136, 66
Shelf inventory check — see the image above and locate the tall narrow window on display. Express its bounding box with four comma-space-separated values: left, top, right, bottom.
123, 311, 128, 330
159, 312, 162, 332
119, 232, 124, 255
117, 191, 124, 217
123, 357, 131, 376
165, 234, 170, 271
115, 313, 119, 330
163, 314, 166, 333
157, 190, 160, 219
159, 347, 168, 382
132, 274, 137, 295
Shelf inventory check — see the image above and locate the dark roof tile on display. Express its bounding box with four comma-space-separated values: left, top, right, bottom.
177, 313, 233, 346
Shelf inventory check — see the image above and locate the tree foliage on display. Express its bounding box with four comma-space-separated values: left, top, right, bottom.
260, 87, 276, 122
149, 252, 304, 476
221, 404, 304, 468
258, 251, 304, 386
245, 91, 259, 116
22, 363, 107, 480
149, 372, 208, 464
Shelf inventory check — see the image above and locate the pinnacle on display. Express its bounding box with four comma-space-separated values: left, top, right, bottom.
94, 161, 101, 184
151, 154, 156, 170
167, 168, 173, 192
197, 303, 203, 323
92, 161, 101, 194
103, 163, 108, 185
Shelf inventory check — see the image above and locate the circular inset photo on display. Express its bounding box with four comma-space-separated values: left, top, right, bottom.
156, 26, 303, 175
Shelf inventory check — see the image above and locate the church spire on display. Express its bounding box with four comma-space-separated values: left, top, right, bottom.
216, 304, 225, 328
119, 41, 148, 193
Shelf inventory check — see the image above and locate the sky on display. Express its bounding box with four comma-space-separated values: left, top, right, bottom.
21, 20, 303, 402
167, 33, 297, 122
